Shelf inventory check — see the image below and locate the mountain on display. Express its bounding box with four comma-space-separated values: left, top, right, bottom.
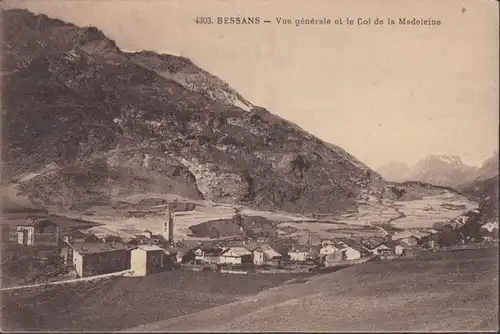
400, 155, 478, 188
127, 51, 254, 112
459, 175, 499, 221
376, 160, 409, 182
1, 8, 385, 215
458, 152, 499, 221
474, 152, 499, 181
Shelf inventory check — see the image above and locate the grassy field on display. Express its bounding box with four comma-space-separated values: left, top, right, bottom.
129, 248, 498, 332
0, 270, 309, 331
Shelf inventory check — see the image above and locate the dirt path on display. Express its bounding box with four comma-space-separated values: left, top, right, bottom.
1, 270, 131, 292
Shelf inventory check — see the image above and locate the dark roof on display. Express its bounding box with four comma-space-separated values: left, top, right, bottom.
19, 218, 58, 227
69, 242, 130, 255
338, 239, 370, 253
361, 237, 387, 249
195, 246, 225, 255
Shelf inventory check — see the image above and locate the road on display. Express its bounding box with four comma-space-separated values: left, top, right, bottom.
1, 270, 132, 292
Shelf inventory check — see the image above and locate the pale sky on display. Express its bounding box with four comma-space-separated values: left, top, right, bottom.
4, 0, 499, 169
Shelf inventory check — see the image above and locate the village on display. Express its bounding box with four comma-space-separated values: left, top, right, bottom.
4, 203, 498, 286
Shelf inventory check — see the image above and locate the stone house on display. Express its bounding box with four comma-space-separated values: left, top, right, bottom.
17, 219, 60, 248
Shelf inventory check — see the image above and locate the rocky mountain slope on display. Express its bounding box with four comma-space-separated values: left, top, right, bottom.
474, 152, 499, 181
376, 160, 409, 182
127, 51, 254, 112
391, 155, 479, 187
2, 8, 386, 215
458, 152, 499, 221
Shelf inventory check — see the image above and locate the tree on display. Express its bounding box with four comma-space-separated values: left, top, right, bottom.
439, 225, 460, 246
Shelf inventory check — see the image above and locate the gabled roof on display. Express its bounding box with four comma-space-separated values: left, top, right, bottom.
393, 239, 415, 247
392, 231, 424, 241
69, 242, 130, 255
361, 236, 387, 249
19, 218, 58, 227
338, 239, 370, 253
194, 246, 225, 256
221, 246, 253, 257
132, 245, 165, 252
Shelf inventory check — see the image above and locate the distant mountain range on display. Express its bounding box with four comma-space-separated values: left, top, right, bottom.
377, 153, 498, 188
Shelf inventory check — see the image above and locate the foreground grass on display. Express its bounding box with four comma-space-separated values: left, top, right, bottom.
130, 248, 498, 332
0, 270, 307, 331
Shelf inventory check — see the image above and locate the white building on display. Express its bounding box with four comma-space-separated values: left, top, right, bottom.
320, 244, 341, 256
394, 245, 405, 256
343, 246, 362, 260
288, 250, 308, 262
219, 247, 253, 265
130, 245, 168, 276
482, 221, 499, 233
370, 244, 391, 255
140, 230, 153, 239
252, 246, 281, 265
253, 248, 265, 265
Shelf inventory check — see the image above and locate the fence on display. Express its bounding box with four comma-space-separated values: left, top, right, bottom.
325, 255, 375, 268
220, 269, 248, 275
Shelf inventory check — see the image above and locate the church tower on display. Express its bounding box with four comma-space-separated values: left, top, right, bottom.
163, 203, 174, 243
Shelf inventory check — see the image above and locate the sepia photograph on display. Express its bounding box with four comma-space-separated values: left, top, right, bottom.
0, 0, 498, 332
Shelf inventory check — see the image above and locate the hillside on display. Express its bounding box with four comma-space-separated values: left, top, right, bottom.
1, 8, 385, 215
474, 152, 499, 181
130, 248, 498, 332
458, 153, 499, 221
127, 51, 255, 111
399, 155, 478, 188
460, 175, 499, 221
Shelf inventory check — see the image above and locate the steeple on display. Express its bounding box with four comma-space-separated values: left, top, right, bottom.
163, 203, 174, 243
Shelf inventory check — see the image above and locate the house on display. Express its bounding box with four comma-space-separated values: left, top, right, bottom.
337, 239, 371, 260
252, 245, 282, 266
342, 245, 362, 260
193, 246, 226, 264
393, 240, 419, 256
130, 245, 170, 276
320, 243, 341, 256
370, 243, 392, 255
219, 246, 253, 265
17, 219, 60, 248
391, 231, 416, 241
481, 221, 499, 233
64, 241, 130, 278
129, 234, 159, 246
361, 236, 389, 250
399, 236, 419, 246
288, 248, 309, 262
140, 230, 153, 239
253, 248, 265, 265
324, 250, 344, 266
